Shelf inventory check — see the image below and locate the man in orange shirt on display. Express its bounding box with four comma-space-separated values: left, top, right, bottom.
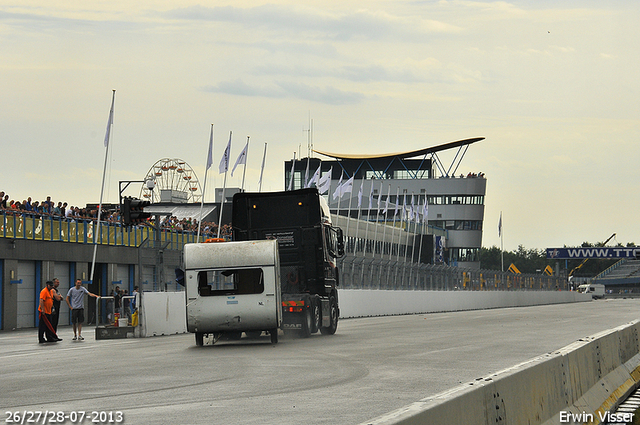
38, 281, 62, 343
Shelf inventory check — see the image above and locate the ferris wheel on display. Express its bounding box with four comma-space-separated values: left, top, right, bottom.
140, 158, 202, 203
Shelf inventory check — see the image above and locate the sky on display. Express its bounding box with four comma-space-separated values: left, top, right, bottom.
1, 1, 638, 251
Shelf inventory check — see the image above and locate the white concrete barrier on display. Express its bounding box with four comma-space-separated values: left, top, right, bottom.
140, 291, 187, 337
137, 290, 590, 337
361, 320, 640, 425
338, 289, 591, 318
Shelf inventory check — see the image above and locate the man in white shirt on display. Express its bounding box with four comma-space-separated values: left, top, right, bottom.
66, 278, 100, 340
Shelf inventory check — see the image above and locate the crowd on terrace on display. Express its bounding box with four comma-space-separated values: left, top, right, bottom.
0, 190, 231, 238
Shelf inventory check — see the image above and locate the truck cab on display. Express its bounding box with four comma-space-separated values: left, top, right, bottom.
232, 188, 344, 337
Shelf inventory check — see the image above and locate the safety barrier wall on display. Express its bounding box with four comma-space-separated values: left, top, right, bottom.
137, 290, 590, 339
338, 290, 590, 318
361, 320, 640, 425
139, 291, 187, 337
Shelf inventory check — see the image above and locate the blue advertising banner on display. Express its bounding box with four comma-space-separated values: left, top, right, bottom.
546, 247, 640, 260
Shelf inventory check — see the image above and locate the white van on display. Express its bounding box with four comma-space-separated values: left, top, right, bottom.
183, 239, 281, 345
577, 283, 605, 299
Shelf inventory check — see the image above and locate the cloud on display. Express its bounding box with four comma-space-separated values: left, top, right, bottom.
164, 4, 461, 41
201, 79, 365, 105
253, 63, 427, 84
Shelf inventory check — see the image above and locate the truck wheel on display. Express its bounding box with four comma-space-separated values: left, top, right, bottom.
270, 329, 278, 344
301, 307, 312, 338
320, 297, 338, 335
195, 332, 204, 346
311, 304, 321, 334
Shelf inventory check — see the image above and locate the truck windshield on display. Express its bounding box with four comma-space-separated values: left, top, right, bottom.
197, 268, 264, 296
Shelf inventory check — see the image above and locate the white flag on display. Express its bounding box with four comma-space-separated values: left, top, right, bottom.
317, 168, 331, 194
231, 140, 248, 177
219, 131, 232, 174
104, 90, 115, 148
422, 198, 429, 223
258, 142, 267, 191
206, 124, 214, 170
340, 176, 354, 197
305, 159, 311, 188
368, 181, 374, 210
393, 187, 400, 217
498, 212, 503, 237
307, 164, 321, 188
383, 184, 390, 215
287, 155, 296, 191
410, 194, 416, 221
357, 180, 363, 208
401, 194, 407, 220
332, 173, 343, 200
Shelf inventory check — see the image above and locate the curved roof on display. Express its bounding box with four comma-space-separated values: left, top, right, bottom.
312, 137, 484, 160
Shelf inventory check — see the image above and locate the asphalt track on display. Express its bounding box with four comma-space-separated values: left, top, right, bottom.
2, 298, 640, 425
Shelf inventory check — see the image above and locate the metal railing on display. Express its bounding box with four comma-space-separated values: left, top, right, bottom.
338, 255, 567, 291
0, 211, 204, 249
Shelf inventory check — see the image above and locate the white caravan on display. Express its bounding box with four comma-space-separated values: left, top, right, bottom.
577, 283, 605, 299
183, 239, 281, 345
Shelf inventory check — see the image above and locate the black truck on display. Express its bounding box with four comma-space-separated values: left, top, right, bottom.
232, 188, 345, 337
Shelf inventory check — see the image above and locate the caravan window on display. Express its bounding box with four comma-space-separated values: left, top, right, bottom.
197, 268, 264, 296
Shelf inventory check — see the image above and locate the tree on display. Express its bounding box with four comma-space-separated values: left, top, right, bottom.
480, 242, 635, 276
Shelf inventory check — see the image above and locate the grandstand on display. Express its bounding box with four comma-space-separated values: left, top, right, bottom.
595, 258, 640, 292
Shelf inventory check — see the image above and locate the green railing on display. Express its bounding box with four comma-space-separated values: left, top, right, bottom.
0, 212, 204, 249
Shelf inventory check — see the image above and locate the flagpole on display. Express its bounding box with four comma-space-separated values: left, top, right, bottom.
402, 194, 413, 288
258, 142, 267, 192
198, 124, 213, 241
345, 177, 355, 252
327, 169, 333, 207
371, 180, 383, 258
416, 199, 426, 287
397, 193, 404, 263
287, 153, 296, 191
332, 172, 343, 213
363, 180, 373, 258
393, 188, 401, 261
403, 194, 412, 263
353, 179, 363, 254
500, 211, 504, 272
388, 187, 400, 286
304, 157, 310, 188
217, 131, 232, 239
381, 184, 390, 257
241, 136, 250, 191
90, 89, 115, 285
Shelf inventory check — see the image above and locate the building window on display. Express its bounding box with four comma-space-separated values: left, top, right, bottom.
425, 195, 484, 206
429, 220, 483, 231
392, 170, 430, 179
449, 248, 480, 262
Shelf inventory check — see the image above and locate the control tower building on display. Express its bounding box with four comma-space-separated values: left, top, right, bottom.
284, 137, 486, 269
